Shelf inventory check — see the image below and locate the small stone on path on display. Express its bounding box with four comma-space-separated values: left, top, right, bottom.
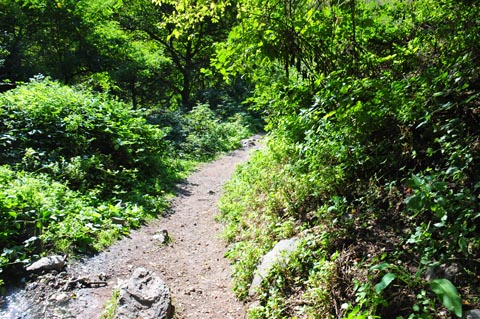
152, 229, 170, 244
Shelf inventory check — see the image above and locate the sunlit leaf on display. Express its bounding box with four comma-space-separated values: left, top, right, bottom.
430, 278, 462, 318
374, 272, 396, 294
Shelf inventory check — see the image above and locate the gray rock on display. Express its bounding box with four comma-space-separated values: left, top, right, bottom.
49, 292, 70, 303
425, 263, 461, 282
242, 140, 256, 148
26, 255, 66, 272
424, 267, 436, 281
249, 238, 299, 296
465, 309, 480, 319
116, 267, 173, 319
152, 230, 170, 245
442, 263, 461, 281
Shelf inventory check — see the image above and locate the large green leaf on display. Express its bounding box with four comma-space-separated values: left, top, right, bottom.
374, 272, 396, 294
429, 278, 462, 318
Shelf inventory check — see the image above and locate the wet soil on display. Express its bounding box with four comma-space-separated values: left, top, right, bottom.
0, 136, 263, 319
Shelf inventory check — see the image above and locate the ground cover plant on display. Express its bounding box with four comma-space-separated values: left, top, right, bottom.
218, 0, 480, 317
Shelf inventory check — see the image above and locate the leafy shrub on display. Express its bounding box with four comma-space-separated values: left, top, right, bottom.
147, 102, 257, 161
217, 0, 480, 317
0, 166, 134, 276
0, 78, 171, 197
0, 78, 257, 289
0, 79, 178, 286
0, 165, 165, 285
181, 103, 254, 160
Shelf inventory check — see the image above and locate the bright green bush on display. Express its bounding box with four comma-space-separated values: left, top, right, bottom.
0, 78, 171, 197
0, 78, 257, 288
181, 103, 254, 160
0, 79, 176, 285
0, 163, 157, 281
146, 102, 257, 161
0, 165, 137, 275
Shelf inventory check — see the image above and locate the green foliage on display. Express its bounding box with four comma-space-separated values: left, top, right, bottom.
182, 103, 253, 160
0, 0, 228, 108
0, 79, 170, 196
217, 0, 480, 317
0, 165, 134, 273
152, 0, 231, 34
0, 0, 261, 294
100, 288, 120, 319
0, 76, 256, 289
147, 100, 257, 161
429, 279, 462, 318
374, 273, 396, 294
405, 171, 479, 262
220, 144, 294, 298
0, 79, 167, 284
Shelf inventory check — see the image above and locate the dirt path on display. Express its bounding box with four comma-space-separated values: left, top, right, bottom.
61, 136, 262, 319
0, 136, 261, 319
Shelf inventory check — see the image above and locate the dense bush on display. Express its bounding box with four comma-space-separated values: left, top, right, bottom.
0, 165, 140, 266
0, 78, 171, 196
218, 0, 480, 318
0, 79, 172, 286
182, 103, 254, 159
147, 102, 257, 161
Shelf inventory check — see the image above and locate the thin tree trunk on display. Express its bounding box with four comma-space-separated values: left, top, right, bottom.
351, 0, 358, 73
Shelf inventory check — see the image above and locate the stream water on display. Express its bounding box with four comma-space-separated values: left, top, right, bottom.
0, 260, 102, 319
1, 275, 98, 319
1, 287, 38, 319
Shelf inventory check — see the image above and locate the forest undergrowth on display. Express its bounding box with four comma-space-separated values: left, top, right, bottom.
218, 0, 480, 318
1, 0, 263, 297
0, 78, 258, 291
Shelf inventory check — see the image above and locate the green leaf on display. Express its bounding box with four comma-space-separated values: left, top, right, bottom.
429, 278, 462, 317
369, 262, 390, 271
374, 272, 396, 294
406, 194, 424, 211
411, 174, 424, 187
458, 237, 468, 254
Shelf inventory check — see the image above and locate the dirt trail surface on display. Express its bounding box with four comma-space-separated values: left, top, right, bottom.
0, 136, 262, 319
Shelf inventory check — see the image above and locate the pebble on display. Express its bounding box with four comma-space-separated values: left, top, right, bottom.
49, 292, 69, 303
